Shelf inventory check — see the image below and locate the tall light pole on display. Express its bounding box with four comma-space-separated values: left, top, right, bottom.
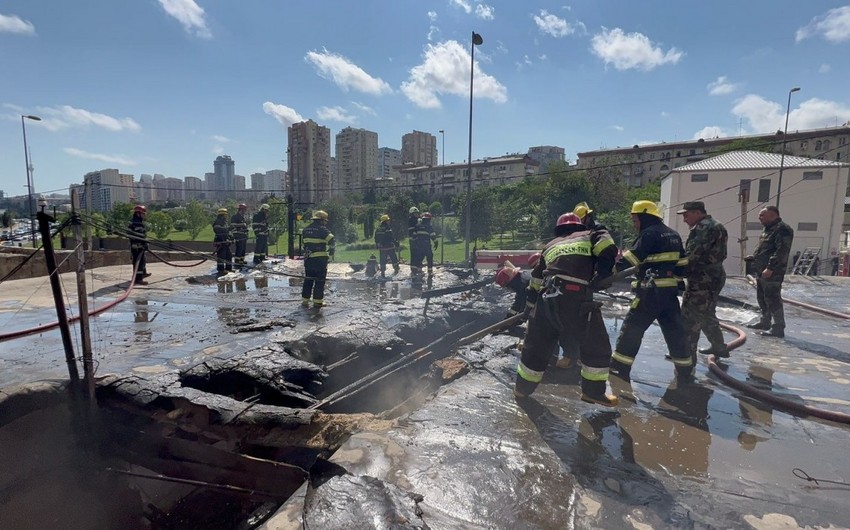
439, 129, 445, 264
776, 87, 800, 209
21, 114, 42, 248
464, 31, 483, 266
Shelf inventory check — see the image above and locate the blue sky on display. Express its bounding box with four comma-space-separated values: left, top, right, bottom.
2, 1, 850, 197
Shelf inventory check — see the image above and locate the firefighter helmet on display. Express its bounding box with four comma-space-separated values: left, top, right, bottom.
556, 212, 583, 228
630, 200, 662, 218
528, 252, 542, 268
133, 205, 147, 214
238, 203, 247, 210
312, 210, 329, 221
217, 207, 228, 215
409, 206, 420, 215
495, 266, 519, 287
573, 201, 593, 219
260, 203, 270, 211
421, 212, 432, 220
380, 214, 390, 223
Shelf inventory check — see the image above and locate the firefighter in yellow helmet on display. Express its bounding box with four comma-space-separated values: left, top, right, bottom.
515, 212, 620, 406
374, 213, 400, 277
129, 205, 150, 284
610, 200, 692, 382
231, 203, 249, 267
573, 201, 606, 231
252, 204, 270, 265
301, 210, 335, 307
213, 207, 233, 274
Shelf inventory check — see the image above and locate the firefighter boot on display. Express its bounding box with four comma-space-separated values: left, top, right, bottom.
676, 365, 695, 383
746, 320, 771, 330
301, 298, 311, 308
514, 377, 537, 399
580, 379, 618, 407
609, 359, 631, 382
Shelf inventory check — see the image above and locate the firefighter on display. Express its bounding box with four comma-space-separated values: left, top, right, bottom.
407, 206, 421, 270
412, 212, 438, 276
301, 210, 335, 308
128, 204, 150, 285
365, 254, 378, 278
252, 203, 270, 265
610, 200, 692, 382
515, 212, 619, 406
677, 201, 729, 358
745, 206, 794, 338
231, 203, 249, 267
374, 214, 400, 277
213, 207, 233, 274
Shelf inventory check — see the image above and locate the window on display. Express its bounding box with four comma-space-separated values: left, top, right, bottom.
650, 152, 656, 160
746, 222, 762, 231
689, 149, 696, 155
691, 173, 708, 182
798, 222, 818, 231
757, 179, 771, 203
801, 141, 808, 150
824, 140, 831, 151
660, 164, 669, 172
803, 171, 823, 180
816, 140, 823, 150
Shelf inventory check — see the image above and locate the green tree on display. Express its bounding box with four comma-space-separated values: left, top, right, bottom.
146, 210, 173, 240
90, 212, 107, 238
107, 202, 134, 236
268, 200, 288, 254
184, 200, 209, 240
1, 210, 12, 228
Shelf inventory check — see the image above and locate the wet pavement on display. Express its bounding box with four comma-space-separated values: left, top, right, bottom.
2, 260, 850, 529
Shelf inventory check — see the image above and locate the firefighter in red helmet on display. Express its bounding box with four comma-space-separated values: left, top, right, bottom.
515, 212, 620, 406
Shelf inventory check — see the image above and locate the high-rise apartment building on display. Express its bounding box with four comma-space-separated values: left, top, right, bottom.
288, 120, 332, 205
336, 127, 379, 196
378, 147, 402, 181
153, 174, 184, 202
184, 176, 204, 200
211, 155, 236, 200
402, 130, 437, 166
71, 168, 135, 212
250, 170, 287, 194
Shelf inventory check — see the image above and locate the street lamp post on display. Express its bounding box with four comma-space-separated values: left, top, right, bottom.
21, 114, 42, 248
464, 31, 483, 266
439, 129, 445, 264
776, 87, 800, 209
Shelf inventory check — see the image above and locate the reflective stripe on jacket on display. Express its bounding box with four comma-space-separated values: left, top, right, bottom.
302, 221, 335, 258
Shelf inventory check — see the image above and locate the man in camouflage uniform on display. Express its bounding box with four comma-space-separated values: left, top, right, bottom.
677, 201, 729, 359
745, 206, 794, 338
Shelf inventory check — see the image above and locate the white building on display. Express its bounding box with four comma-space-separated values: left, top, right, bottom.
71, 168, 135, 213
335, 127, 379, 196
401, 130, 437, 166
662, 151, 849, 275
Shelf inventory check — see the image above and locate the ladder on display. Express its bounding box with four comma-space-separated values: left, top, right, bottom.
792, 247, 821, 275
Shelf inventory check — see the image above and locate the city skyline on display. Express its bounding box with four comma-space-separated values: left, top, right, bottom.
3, 1, 850, 197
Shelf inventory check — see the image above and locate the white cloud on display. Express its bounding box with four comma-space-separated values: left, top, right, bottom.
157, 0, 211, 39
475, 4, 495, 20
819, 63, 831, 73
401, 40, 508, 109
316, 105, 357, 124
212, 135, 230, 143
660, 111, 669, 117
590, 28, 684, 71
450, 0, 472, 14
305, 49, 393, 96
612, 125, 624, 132
29, 105, 141, 132
532, 9, 579, 38
351, 101, 376, 115
732, 94, 850, 133
427, 11, 438, 22
796, 6, 850, 43
64, 147, 136, 166
212, 144, 225, 155
262, 102, 304, 127
0, 13, 35, 35
427, 25, 439, 41
692, 126, 733, 140
707, 75, 738, 96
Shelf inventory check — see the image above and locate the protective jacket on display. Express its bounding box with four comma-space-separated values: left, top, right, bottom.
128, 214, 148, 251
374, 222, 397, 250
302, 221, 335, 259
412, 220, 437, 254
751, 217, 794, 280
619, 218, 685, 289
252, 211, 269, 237
230, 212, 248, 240
213, 215, 231, 244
